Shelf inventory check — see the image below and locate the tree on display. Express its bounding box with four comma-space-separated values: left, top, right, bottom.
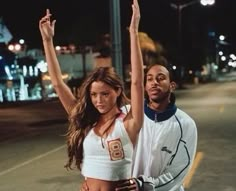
138, 32, 164, 66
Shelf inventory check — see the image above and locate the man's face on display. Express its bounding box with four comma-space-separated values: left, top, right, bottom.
145, 65, 174, 103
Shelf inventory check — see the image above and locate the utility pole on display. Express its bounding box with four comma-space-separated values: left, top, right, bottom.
109, 0, 123, 80
170, 0, 199, 88
170, 0, 215, 87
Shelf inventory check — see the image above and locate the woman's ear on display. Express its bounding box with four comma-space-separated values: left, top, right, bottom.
170, 82, 176, 92
117, 88, 122, 97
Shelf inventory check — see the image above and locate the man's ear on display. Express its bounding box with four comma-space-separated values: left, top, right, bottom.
170, 82, 176, 92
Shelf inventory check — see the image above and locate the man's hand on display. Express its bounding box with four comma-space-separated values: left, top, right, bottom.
115, 178, 139, 191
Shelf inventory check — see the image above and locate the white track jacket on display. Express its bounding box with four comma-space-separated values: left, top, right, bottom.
132, 100, 197, 191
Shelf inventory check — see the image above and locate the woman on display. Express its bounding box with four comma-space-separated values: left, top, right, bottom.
39, 0, 143, 190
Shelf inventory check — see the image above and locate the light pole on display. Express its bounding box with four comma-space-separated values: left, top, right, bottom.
170, 0, 215, 49
170, 1, 198, 52
170, 0, 215, 86
109, 0, 123, 80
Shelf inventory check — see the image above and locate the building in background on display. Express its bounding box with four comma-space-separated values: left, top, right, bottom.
0, 43, 105, 103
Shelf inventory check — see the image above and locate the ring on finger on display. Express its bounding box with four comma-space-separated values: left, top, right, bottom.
129, 179, 134, 185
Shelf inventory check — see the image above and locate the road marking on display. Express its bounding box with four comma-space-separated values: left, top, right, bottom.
0, 145, 66, 176
183, 151, 204, 189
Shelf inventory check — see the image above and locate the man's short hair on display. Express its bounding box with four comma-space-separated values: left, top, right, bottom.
145, 56, 175, 82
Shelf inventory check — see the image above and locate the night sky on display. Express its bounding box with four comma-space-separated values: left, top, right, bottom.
1, 0, 236, 69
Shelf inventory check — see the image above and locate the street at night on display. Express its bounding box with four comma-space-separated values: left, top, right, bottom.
1, 0, 236, 190
0, 73, 236, 191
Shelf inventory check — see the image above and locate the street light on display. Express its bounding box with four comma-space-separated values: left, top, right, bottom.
170, 0, 215, 51
200, 0, 215, 6
170, 0, 215, 86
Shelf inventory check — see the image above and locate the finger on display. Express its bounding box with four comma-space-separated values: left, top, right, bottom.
132, 0, 140, 14
117, 180, 130, 188
129, 179, 135, 185
116, 179, 137, 191
40, 17, 48, 23
39, 19, 47, 26
51, 20, 56, 28
80, 186, 86, 191
80, 180, 89, 191
46, 9, 50, 16
39, 15, 50, 25
85, 182, 89, 191
45, 9, 52, 21
115, 186, 129, 191
116, 185, 137, 191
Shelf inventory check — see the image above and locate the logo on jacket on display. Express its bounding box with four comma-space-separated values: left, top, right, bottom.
161, 146, 172, 154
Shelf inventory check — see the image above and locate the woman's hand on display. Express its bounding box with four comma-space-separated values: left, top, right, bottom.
79, 180, 89, 191
39, 9, 56, 42
129, 0, 140, 33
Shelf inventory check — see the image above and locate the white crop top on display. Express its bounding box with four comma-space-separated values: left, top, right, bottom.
81, 114, 133, 181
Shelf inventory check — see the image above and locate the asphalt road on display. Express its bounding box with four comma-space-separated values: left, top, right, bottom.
176, 81, 236, 191
0, 79, 236, 191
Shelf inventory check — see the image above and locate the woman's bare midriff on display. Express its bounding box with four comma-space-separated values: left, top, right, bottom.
84, 177, 126, 191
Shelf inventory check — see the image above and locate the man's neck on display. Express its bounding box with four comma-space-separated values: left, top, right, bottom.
148, 99, 169, 112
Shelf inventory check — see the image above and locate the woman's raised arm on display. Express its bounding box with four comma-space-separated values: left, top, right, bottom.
126, 0, 144, 143
39, 9, 76, 113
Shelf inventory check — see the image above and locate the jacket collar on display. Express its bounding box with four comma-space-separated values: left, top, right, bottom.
144, 99, 177, 122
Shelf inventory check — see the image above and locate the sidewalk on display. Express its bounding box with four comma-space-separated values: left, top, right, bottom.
217, 71, 236, 82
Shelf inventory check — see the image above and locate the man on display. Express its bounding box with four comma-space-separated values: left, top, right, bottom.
117, 56, 198, 191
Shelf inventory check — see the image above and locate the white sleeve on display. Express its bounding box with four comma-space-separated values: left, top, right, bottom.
138, 119, 197, 191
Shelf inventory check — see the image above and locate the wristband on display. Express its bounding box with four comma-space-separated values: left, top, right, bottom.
134, 177, 144, 191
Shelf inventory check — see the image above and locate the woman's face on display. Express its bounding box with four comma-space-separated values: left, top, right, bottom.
90, 81, 120, 114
